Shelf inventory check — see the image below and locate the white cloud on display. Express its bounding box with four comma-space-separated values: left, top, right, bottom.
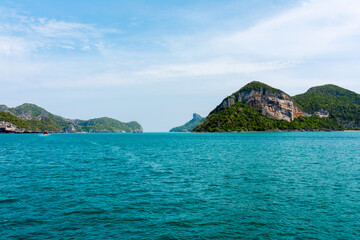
200, 0, 360, 59
0, 8, 117, 56
31, 20, 96, 38
0, 36, 32, 55
136, 59, 301, 78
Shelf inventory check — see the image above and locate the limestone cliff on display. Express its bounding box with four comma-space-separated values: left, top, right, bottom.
213, 81, 303, 122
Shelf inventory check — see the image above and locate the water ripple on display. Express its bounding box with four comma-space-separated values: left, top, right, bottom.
0, 132, 360, 239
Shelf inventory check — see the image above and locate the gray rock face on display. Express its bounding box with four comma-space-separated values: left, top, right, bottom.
17, 113, 33, 120
215, 87, 303, 122
314, 109, 330, 118
0, 121, 26, 133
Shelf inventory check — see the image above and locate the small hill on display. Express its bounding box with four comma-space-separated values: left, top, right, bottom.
0, 103, 143, 133
170, 113, 205, 132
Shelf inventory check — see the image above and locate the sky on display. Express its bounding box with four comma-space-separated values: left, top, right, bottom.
1, 0, 360, 132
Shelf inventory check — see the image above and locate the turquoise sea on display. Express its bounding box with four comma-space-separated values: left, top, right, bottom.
1, 132, 360, 239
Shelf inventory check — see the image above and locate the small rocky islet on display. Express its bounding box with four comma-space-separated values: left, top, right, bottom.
169, 113, 205, 132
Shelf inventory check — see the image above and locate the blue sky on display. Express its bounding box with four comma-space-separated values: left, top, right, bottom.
1, 0, 360, 131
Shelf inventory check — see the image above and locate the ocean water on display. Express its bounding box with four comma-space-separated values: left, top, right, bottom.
1, 132, 360, 239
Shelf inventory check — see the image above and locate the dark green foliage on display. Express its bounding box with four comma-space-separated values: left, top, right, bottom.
194, 102, 280, 132
170, 113, 205, 132
293, 84, 360, 128
194, 102, 343, 132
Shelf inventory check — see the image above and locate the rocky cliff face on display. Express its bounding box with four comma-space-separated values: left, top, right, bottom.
214, 83, 303, 122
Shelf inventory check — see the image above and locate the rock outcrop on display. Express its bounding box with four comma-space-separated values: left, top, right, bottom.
170, 113, 205, 132
0, 121, 27, 133
314, 109, 330, 118
213, 81, 303, 122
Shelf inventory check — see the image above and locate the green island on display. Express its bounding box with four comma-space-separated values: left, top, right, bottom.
194, 81, 360, 132
0, 103, 142, 133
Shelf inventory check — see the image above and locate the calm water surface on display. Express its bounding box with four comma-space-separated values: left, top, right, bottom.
1, 132, 360, 239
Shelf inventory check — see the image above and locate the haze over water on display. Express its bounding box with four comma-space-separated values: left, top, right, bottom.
1, 132, 360, 239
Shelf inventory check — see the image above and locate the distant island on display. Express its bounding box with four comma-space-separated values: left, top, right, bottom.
194, 81, 360, 132
0, 103, 143, 133
169, 113, 205, 132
